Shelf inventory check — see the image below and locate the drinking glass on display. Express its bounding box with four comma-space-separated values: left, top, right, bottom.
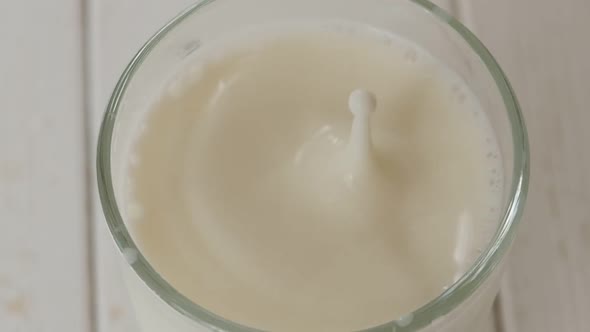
97, 0, 529, 331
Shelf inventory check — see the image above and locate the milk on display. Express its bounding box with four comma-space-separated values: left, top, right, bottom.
122, 23, 503, 332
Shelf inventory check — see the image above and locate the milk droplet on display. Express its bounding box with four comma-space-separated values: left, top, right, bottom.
349, 89, 377, 116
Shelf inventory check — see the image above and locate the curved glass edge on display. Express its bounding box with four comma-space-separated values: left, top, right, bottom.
96, 0, 530, 331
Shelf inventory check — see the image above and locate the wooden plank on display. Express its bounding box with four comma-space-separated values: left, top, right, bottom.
460, 1, 590, 331
0, 1, 90, 332
89, 1, 495, 331
88, 1, 197, 331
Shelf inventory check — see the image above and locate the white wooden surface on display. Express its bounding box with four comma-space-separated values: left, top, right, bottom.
0, 0, 90, 332
0, 1, 91, 332
1, 0, 588, 331
465, 1, 590, 331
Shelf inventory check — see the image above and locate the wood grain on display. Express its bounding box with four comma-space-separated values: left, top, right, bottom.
461, 1, 590, 331
0, 1, 90, 331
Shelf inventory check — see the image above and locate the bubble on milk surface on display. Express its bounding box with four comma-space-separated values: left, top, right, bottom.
396, 313, 414, 327
122, 247, 139, 265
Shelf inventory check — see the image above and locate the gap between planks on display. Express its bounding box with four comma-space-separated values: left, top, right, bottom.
82, 0, 99, 331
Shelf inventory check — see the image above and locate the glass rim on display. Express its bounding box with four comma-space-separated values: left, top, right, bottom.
96, 0, 530, 331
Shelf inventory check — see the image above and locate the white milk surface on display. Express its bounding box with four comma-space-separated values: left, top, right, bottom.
123, 23, 503, 332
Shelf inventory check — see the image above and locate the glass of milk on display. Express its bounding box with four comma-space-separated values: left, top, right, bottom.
97, 0, 529, 331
